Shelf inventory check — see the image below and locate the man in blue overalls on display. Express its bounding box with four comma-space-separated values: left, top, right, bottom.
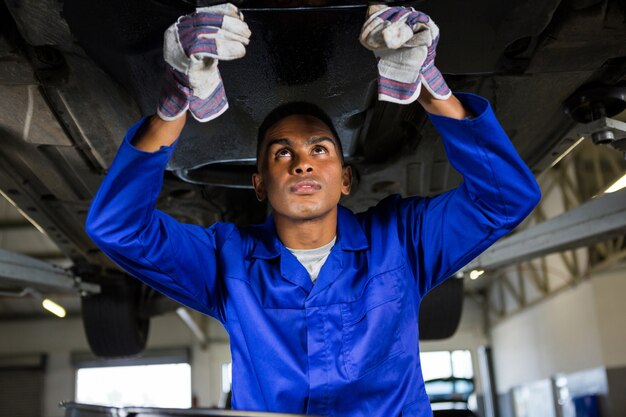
86, 4, 541, 417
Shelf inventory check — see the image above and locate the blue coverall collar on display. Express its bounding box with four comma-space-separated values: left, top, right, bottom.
249, 204, 370, 261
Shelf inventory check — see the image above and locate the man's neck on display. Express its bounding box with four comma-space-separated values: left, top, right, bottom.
273, 208, 338, 249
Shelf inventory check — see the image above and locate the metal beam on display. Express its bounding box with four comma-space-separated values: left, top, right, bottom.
0, 248, 99, 294
17, 251, 68, 261
467, 188, 626, 270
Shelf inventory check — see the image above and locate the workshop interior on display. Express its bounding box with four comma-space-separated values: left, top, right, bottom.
1, 0, 626, 416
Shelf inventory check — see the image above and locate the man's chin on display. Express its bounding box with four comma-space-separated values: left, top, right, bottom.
277, 203, 336, 222
290, 208, 326, 222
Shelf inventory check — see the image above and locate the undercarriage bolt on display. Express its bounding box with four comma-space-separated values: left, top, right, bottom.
591, 130, 615, 145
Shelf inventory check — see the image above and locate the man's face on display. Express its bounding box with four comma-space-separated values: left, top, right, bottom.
252, 114, 352, 222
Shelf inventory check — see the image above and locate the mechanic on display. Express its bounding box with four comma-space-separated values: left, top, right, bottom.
86, 4, 541, 417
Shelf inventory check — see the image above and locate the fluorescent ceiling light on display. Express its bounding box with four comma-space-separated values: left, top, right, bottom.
469, 270, 485, 280
24, 288, 67, 318
605, 173, 626, 193
42, 298, 66, 318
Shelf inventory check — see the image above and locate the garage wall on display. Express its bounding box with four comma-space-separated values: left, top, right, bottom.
490, 263, 626, 394
592, 267, 626, 368
490, 279, 603, 393
0, 313, 230, 417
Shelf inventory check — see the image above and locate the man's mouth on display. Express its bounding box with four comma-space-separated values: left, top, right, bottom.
290, 181, 322, 194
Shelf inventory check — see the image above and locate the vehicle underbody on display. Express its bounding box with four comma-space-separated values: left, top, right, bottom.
1, 0, 625, 356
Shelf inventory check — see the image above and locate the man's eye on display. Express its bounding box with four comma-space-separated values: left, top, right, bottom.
312, 146, 328, 154
275, 148, 291, 157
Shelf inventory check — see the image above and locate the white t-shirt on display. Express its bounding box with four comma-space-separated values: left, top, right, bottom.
286, 237, 336, 283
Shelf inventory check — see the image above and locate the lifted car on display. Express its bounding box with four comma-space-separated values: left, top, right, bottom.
1, 0, 625, 356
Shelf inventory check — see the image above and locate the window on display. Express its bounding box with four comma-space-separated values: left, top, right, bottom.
420, 350, 475, 403
451, 350, 473, 378
75, 363, 192, 408
420, 350, 474, 381
221, 362, 232, 393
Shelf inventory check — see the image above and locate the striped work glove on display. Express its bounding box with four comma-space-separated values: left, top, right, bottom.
360, 6, 451, 104
157, 3, 251, 123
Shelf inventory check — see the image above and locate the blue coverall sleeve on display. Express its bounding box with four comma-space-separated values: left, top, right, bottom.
85, 118, 227, 321
399, 93, 541, 297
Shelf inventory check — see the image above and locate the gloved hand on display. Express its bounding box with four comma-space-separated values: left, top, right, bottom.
360, 6, 451, 104
157, 3, 251, 123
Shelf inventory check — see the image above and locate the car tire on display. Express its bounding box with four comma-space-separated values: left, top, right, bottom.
419, 277, 464, 340
81, 279, 150, 358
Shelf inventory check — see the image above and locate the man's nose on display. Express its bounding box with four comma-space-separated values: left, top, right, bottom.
291, 154, 314, 175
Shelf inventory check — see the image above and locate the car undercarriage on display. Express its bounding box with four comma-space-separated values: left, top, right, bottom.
1, 0, 625, 356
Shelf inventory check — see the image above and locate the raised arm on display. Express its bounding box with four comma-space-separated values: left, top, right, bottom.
132, 113, 186, 152
86, 117, 228, 318
360, 6, 540, 296
85, 4, 251, 320
417, 89, 473, 120
402, 92, 541, 296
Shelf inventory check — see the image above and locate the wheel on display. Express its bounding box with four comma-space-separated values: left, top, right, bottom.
81, 279, 150, 358
419, 277, 464, 340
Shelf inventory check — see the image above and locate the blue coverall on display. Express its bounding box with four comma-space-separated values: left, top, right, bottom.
86, 93, 541, 417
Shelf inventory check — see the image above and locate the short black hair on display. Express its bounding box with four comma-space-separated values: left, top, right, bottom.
256, 101, 344, 168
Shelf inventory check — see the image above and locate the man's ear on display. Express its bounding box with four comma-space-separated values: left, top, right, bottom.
252, 172, 266, 202
341, 165, 353, 196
